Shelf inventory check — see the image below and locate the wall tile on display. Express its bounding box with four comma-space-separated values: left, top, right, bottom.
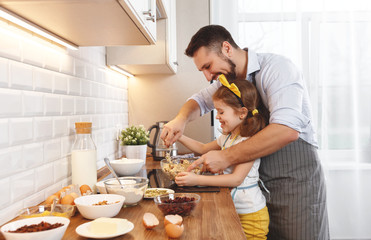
11, 170, 35, 202
87, 98, 96, 114
61, 96, 74, 115
0, 25, 21, 61
60, 54, 74, 76
0, 57, 8, 87
61, 135, 74, 158
22, 143, 43, 169
9, 118, 33, 145
23, 91, 44, 116
34, 117, 53, 141
54, 117, 68, 137
81, 79, 91, 97
45, 94, 61, 116
86, 64, 95, 81
68, 116, 80, 136
35, 163, 54, 191
80, 115, 91, 123
0, 147, 22, 178
75, 97, 86, 114
0, 177, 10, 209
34, 68, 53, 92
96, 99, 104, 114
44, 50, 61, 72
69, 77, 80, 96
22, 40, 45, 68
54, 73, 68, 94
0, 88, 22, 117
75, 59, 86, 78
9, 61, 33, 90
44, 139, 61, 163
23, 191, 45, 208
0, 201, 23, 227
0, 119, 9, 147
54, 157, 69, 182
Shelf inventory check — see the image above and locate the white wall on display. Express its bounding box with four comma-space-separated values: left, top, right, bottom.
0, 20, 128, 225
128, 0, 213, 154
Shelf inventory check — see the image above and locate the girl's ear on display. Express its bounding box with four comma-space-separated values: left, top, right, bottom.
239, 107, 248, 119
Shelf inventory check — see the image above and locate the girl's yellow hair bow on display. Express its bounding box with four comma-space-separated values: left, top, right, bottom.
218, 74, 242, 98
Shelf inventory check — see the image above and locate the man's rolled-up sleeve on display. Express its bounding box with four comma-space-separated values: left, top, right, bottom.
187, 81, 221, 116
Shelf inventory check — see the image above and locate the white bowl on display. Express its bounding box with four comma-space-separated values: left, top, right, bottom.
1, 216, 69, 240
95, 179, 113, 194
110, 158, 144, 176
74, 194, 125, 220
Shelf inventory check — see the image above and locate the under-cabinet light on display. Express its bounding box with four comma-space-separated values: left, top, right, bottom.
109, 65, 134, 78
0, 6, 78, 50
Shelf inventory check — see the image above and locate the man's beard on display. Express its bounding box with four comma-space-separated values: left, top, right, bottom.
219, 53, 237, 81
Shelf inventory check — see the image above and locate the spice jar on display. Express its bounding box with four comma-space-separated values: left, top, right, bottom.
71, 122, 97, 192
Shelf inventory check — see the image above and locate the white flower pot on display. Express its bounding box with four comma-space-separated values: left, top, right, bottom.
124, 144, 147, 162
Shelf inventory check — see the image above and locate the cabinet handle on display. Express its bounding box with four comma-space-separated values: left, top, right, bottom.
146, 16, 155, 22
143, 10, 153, 17
173, 61, 178, 66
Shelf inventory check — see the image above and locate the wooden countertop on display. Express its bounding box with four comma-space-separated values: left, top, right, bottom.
0, 156, 246, 240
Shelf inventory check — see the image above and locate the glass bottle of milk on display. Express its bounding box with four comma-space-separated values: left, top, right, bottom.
71, 122, 97, 192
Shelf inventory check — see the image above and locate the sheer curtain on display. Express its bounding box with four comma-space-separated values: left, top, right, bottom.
211, 0, 371, 239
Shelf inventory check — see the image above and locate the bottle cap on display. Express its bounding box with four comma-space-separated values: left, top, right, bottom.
75, 122, 92, 134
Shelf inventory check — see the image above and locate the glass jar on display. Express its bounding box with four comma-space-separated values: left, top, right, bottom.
71, 122, 97, 192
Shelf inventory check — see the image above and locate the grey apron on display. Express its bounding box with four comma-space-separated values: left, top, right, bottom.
259, 138, 330, 240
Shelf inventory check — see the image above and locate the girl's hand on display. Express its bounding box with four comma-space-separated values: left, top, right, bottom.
175, 172, 198, 186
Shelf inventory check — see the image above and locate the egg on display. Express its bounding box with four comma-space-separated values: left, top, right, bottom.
165, 223, 184, 238
45, 194, 60, 204
142, 212, 159, 229
55, 189, 65, 198
70, 192, 79, 199
164, 214, 183, 226
80, 184, 92, 195
61, 194, 75, 205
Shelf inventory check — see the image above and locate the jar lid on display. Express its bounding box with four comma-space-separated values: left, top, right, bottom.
75, 122, 92, 134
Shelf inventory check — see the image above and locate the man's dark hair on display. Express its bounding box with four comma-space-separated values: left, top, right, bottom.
185, 25, 239, 57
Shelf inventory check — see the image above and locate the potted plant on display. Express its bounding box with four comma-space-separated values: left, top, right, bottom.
120, 125, 150, 161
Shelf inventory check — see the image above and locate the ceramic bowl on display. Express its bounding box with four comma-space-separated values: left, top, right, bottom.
160, 157, 202, 180
95, 179, 114, 194
104, 177, 148, 207
110, 158, 145, 176
154, 193, 201, 216
17, 204, 75, 219
0, 216, 69, 240
74, 194, 125, 220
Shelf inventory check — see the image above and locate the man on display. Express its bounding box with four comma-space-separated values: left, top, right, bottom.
160, 25, 330, 240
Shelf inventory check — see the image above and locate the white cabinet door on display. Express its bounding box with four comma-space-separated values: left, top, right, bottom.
118, 0, 157, 42
166, 0, 177, 72
106, 0, 177, 75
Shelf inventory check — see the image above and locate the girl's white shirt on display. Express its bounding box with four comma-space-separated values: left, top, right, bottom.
217, 134, 266, 214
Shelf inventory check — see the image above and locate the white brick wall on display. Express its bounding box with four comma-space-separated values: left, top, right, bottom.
0, 22, 129, 225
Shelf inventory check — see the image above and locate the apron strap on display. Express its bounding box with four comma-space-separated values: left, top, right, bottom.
258, 178, 271, 202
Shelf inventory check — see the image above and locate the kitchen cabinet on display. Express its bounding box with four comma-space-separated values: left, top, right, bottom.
106, 0, 177, 75
0, 0, 157, 46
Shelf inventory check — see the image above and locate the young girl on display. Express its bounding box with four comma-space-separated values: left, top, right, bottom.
175, 75, 270, 239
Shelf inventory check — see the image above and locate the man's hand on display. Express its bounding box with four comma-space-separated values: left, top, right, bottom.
187, 150, 231, 174
160, 118, 186, 147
